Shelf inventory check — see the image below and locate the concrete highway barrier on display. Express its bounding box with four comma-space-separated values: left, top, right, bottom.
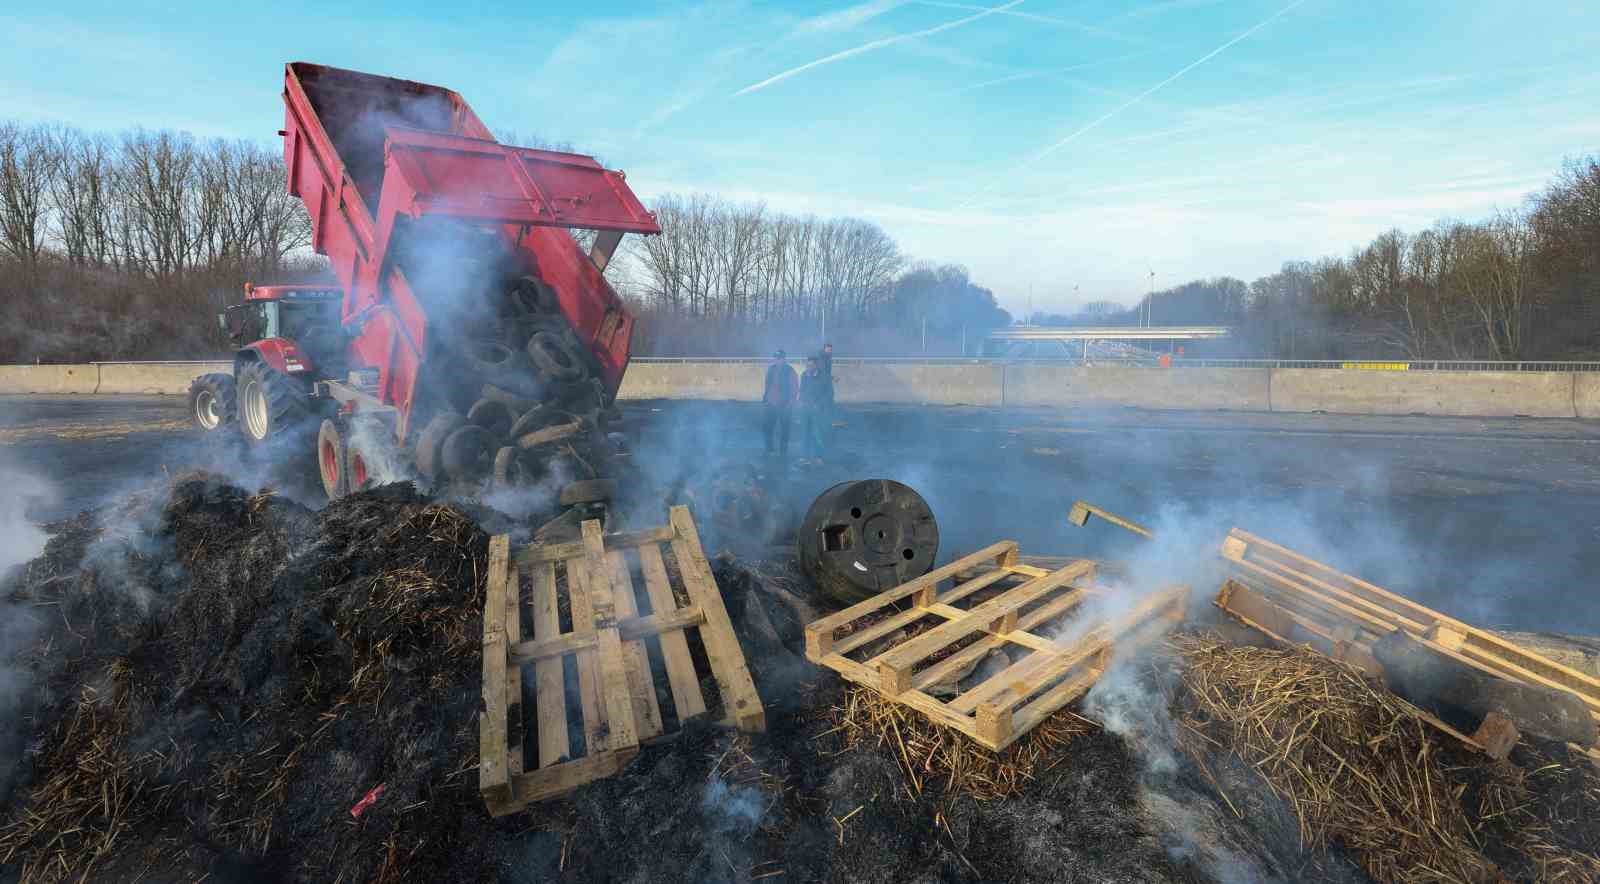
1003, 364, 1271, 411
0, 364, 100, 394
1270, 368, 1576, 418
94, 362, 230, 395
5, 360, 1600, 420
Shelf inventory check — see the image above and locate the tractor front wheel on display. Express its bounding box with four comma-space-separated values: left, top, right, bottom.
237, 361, 310, 447
188, 373, 236, 432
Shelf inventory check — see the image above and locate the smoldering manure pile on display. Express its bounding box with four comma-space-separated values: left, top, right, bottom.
2, 478, 1599, 883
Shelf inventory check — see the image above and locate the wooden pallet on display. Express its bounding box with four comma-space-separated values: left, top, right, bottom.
1220, 529, 1600, 720
1217, 528, 1600, 757
805, 541, 1188, 751
480, 506, 765, 816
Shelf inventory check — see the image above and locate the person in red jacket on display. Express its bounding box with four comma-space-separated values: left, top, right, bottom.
762, 349, 798, 455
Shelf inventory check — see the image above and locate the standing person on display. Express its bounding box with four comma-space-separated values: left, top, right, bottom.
762, 349, 797, 455
800, 356, 828, 458
817, 342, 837, 442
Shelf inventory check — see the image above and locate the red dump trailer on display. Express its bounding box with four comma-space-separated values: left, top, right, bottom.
192, 62, 659, 500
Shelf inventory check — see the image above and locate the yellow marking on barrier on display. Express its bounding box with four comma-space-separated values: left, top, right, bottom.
1340, 362, 1410, 371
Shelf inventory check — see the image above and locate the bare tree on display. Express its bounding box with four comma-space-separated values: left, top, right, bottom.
0, 122, 61, 272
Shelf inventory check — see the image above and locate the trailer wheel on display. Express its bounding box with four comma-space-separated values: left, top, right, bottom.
526, 331, 586, 383
441, 425, 495, 481
318, 419, 350, 501
559, 478, 616, 506
466, 398, 514, 440
188, 373, 236, 432
237, 361, 309, 446
415, 412, 466, 480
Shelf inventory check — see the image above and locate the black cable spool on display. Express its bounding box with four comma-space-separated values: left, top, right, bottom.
798, 479, 939, 606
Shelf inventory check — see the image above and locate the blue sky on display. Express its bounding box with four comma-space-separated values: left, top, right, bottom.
6, 1, 1599, 315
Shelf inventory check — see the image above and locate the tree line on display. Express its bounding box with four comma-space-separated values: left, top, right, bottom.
0, 119, 1010, 362
612, 194, 1010, 356
1042, 155, 1600, 361
0, 121, 313, 361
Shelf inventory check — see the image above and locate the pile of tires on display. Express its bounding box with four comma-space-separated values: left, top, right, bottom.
408, 275, 625, 530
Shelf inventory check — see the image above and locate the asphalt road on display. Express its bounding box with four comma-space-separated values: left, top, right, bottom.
4, 394, 1598, 634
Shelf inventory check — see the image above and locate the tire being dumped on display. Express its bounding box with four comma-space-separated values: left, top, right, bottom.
798, 479, 939, 606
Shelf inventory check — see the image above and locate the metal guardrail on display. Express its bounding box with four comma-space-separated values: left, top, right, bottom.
15, 358, 1600, 372
629, 357, 1600, 371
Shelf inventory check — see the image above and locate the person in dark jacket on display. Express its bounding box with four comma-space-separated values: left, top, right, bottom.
762, 349, 798, 455
799, 356, 829, 457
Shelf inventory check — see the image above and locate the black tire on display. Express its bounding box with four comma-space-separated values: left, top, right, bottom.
466, 398, 515, 440
509, 276, 561, 316
415, 412, 466, 480
236, 361, 310, 446
441, 425, 495, 481
481, 381, 539, 414
509, 404, 570, 439
526, 331, 586, 383
492, 446, 525, 489
460, 340, 521, 378
188, 372, 236, 432
318, 419, 349, 501
559, 478, 616, 506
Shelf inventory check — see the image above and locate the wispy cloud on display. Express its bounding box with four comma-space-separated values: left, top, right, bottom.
1025, 0, 1310, 165
937, 51, 1151, 96
734, 0, 1024, 96
792, 0, 907, 35
913, 0, 1153, 47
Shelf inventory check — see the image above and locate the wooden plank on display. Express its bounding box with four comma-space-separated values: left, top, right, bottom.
1226, 555, 1402, 638
817, 653, 882, 690
520, 526, 675, 565
530, 559, 570, 769
638, 543, 706, 721
564, 555, 608, 752
1007, 666, 1106, 745
951, 586, 1185, 715
1067, 500, 1153, 538
832, 567, 1022, 658
504, 747, 641, 810
1228, 547, 1429, 635
510, 606, 706, 665
669, 505, 766, 732
581, 520, 641, 753
505, 564, 523, 778
1217, 579, 1385, 676
607, 549, 664, 740
875, 560, 1096, 694
912, 586, 1094, 691
479, 534, 512, 804
805, 540, 1020, 657
1228, 529, 1445, 629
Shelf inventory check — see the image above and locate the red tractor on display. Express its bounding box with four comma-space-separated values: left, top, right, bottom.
190, 63, 659, 510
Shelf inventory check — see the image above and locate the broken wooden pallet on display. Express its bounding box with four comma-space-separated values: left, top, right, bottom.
805, 541, 1188, 751
1217, 528, 1600, 759
480, 505, 765, 816
1219, 528, 1600, 723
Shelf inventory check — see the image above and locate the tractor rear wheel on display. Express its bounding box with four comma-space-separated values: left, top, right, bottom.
188, 373, 236, 432
237, 361, 310, 447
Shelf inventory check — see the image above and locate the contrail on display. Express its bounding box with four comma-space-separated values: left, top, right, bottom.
735, 0, 1024, 96
1028, 0, 1310, 164
913, 0, 1151, 47
941, 51, 1151, 96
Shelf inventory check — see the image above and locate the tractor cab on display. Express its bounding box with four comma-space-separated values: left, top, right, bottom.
221, 284, 345, 376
